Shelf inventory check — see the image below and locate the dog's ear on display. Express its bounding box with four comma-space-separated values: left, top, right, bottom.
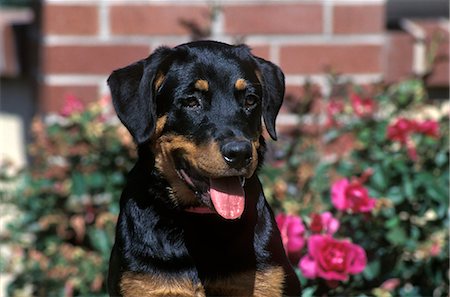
107, 47, 171, 145
254, 57, 285, 141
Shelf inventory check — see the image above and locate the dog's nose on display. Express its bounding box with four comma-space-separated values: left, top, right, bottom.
221, 140, 253, 169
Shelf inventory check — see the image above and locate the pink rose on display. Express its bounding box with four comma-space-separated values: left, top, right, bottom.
310, 212, 340, 235
350, 94, 377, 117
387, 118, 415, 144
60, 94, 84, 117
275, 213, 306, 255
387, 118, 440, 161
414, 119, 439, 138
325, 100, 345, 128
299, 235, 367, 281
331, 178, 376, 213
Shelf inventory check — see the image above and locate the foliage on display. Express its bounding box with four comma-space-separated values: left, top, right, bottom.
1, 77, 448, 296
1, 95, 136, 296
264, 77, 449, 296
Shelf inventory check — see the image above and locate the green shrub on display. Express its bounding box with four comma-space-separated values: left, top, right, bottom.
2, 96, 136, 296
2, 78, 448, 296
265, 77, 449, 296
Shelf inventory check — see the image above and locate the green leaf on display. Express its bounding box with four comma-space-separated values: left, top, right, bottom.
435, 151, 448, 167
87, 172, 106, 189
363, 260, 380, 281
402, 174, 414, 201
386, 226, 407, 246
301, 286, 317, 297
88, 228, 111, 256
426, 185, 447, 203
386, 186, 405, 205
385, 217, 399, 229
71, 172, 87, 195
371, 166, 387, 190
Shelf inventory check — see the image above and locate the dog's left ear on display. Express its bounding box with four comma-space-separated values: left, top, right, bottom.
254, 57, 285, 141
107, 47, 171, 145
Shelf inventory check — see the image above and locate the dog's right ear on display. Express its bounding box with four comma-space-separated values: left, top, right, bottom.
107, 47, 172, 145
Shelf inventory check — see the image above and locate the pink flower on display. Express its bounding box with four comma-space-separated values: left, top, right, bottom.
331, 178, 376, 213
325, 100, 345, 128
415, 120, 439, 138
406, 140, 418, 161
327, 100, 345, 116
350, 94, 377, 117
381, 278, 401, 291
387, 118, 440, 161
275, 213, 306, 255
310, 212, 340, 235
299, 235, 367, 281
60, 94, 84, 117
387, 118, 416, 144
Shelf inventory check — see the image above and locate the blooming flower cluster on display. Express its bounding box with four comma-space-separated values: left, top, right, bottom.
350, 93, 377, 118
276, 172, 376, 282
60, 94, 85, 117
387, 117, 440, 160
325, 92, 377, 128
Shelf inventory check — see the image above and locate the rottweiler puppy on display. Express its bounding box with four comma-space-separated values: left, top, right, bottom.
107, 40, 301, 296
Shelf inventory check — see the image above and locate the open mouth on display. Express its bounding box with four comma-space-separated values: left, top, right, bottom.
174, 158, 246, 220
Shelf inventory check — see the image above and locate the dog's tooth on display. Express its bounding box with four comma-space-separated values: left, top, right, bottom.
240, 177, 246, 187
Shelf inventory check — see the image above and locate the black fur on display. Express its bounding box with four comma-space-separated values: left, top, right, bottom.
107, 41, 301, 296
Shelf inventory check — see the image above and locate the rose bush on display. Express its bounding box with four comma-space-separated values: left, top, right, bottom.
265, 78, 448, 296
1, 95, 136, 296
1, 77, 447, 296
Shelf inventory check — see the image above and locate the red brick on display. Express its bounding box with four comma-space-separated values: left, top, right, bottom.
43, 5, 98, 35
333, 5, 384, 34
249, 45, 270, 60
110, 5, 210, 35
40, 85, 99, 113
43, 45, 150, 74
280, 44, 382, 74
383, 32, 414, 83
224, 4, 323, 35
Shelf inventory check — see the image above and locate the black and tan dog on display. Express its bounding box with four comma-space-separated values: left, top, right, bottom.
107, 40, 301, 296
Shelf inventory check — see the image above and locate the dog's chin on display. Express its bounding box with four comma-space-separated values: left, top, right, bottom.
174, 157, 250, 220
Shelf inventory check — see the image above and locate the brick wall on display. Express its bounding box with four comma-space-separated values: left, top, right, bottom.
40, 0, 387, 113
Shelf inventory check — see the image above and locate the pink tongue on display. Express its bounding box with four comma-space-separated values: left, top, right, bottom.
209, 177, 245, 220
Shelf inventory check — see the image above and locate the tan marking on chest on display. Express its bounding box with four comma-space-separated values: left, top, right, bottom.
205, 266, 285, 297
120, 272, 205, 297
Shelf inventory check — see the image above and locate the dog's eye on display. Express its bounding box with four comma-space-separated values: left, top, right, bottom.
183, 96, 201, 109
245, 94, 259, 109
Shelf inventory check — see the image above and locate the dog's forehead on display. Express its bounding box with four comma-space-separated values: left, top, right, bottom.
169, 46, 258, 85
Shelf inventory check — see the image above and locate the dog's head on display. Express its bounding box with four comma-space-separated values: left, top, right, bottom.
108, 41, 284, 220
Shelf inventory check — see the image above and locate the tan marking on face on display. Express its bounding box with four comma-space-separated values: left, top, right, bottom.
154, 72, 165, 92
248, 138, 260, 177
205, 266, 284, 296
153, 134, 199, 206
152, 134, 260, 205
194, 79, 209, 92
121, 272, 205, 297
151, 115, 168, 141
235, 78, 247, 91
